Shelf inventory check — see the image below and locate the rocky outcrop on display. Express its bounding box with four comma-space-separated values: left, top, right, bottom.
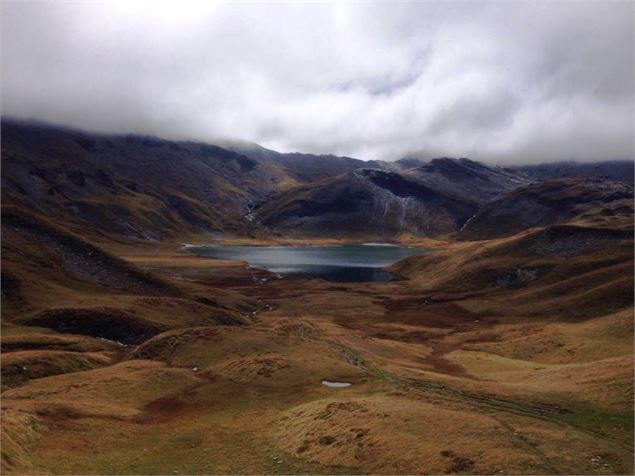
256, 168, 478, 237
460, 178, 634, 240
407, 157, 530, 205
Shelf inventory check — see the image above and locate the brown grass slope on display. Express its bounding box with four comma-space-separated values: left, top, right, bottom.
391, 222, 634, 319
1, 206, 259, 388
0, 204, 264, 472
2, 219, 633, 474
1, 205, 181, 311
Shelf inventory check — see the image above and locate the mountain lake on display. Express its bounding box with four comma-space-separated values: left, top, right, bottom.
186, 243, 425, 282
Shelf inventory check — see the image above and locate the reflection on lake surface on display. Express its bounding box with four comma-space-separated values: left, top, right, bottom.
186, 243, 424, 282
321, 380, 352, 388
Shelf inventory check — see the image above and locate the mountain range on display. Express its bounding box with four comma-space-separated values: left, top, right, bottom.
2, 119, 633, 242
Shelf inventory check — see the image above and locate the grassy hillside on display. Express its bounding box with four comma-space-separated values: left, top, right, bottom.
1, 205, 259, 391
2, 204, 632, 474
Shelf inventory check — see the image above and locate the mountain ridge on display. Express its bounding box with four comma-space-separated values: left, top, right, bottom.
2, 118, 633, 242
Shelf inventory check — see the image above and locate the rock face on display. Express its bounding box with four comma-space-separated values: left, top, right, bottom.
406, 157, 531, 205
459, 178, 634, 240
254, 157, 535, 238
256, 169, 479, 237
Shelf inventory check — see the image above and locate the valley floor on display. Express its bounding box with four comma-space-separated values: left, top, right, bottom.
2, 233, 633, 475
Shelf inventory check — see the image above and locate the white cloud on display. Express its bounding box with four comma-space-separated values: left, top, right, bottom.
2, 0, 633, 163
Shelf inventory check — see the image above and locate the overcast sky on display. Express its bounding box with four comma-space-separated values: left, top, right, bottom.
2, 1, 633, 163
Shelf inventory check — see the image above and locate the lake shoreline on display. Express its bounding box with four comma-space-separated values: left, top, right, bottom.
184, 243, 426, 283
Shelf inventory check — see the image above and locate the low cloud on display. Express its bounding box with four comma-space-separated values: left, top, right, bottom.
2, 1, 633, 163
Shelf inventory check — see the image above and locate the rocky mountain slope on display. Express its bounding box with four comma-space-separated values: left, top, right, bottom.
513, 160, 634, 184
405, 157, 530, 204
3, 119, 633, 242
255, 168, 479, 237
1, 120, 275, 240
255, 157, 538, 238
1, 120, 382, 241
398, 156, 634, 184
460, 178, 634, 240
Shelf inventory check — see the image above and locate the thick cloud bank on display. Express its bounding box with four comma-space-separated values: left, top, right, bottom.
2, 1, 633, 162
